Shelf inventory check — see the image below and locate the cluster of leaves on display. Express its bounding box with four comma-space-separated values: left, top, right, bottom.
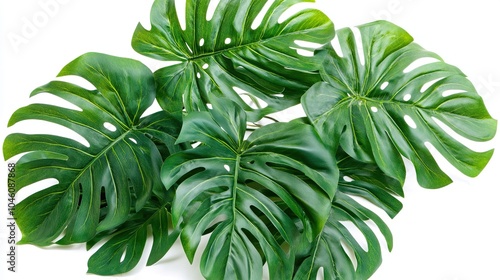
3, 0, 497, 279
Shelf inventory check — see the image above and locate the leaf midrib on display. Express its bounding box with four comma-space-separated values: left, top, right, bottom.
22, 127, 140, 223
225, 154, 242, 276
317, 92, 476, 127
177, 25, 321, 63
317, 96, 454, 182
73, 127, 138, 185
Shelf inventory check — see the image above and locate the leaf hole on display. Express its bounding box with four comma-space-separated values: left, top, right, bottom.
140, 99, 162, 118
246, 205, 279, 241
442, 89, 467, 97
249, 205, 291, 253
77, 183, 84, 206
370, 106, 378, 113
351, 27, 365, 66
15, 178, 59, 202
424, 141, 453, 175
30, 92, 83, 112
403, 94, 412, 101
348, 193, 395, 248
202, 63, 209, 70
234, 87, 268, 109
185, 42, 193, 54
120, 248, 127, 263
103, 122, 117, 132
199, 38, 205, 47
224, 38, 232, 45
294, 40, 323, 49
293, 48, 315, 57
404, 115, 417, 129
343, 176, 354, 182
128, 138, 138, 144
55, 75, 97, 91
177, 168, 208, 197
9, 120, 90, 148
340, 239, 358, 270
330, 35, 344, 58
340, 220, 369, 253
278, 2, 315, 24
233, 87, 249, 95
420, 77, 445, 93
223, 164, 231, 172
240, 227, 267, 256
174, 0, 187, 30
380, 81, 389, 90
316, 267, 325, 280
206, 0, 221, 21
205, 214, 228, 233
219, 125, 228, 134
191, 141, 202, 148
403, 57, 441, 73
196, 72, 201, 79
431, 117, 493, 152
251, 0, 274, 30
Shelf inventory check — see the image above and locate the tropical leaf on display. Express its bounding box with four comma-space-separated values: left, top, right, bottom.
132, 0, 335, 121
337, 149, 403, 219
160, 99, 338, 280
87, 197, 179, 275
3, 53, 181, 246
302, 20, 497, 189
293, 149, 402, 280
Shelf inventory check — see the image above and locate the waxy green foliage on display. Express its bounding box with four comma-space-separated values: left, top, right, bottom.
293, 149, 403, 280
302, 21, 496, 189
132, 0, 335, 121
3, 53, 181, 246
161, 98, 337, 279
2, 0, 497, 279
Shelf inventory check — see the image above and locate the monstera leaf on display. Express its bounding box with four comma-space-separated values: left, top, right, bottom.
293, 149, 403, 280
132, 0, 335, 121
3, 53, 181, 246
303, 20, 497, 188
86, 196, 179, 275
160, 99, 338, 279
336, 149, 403, 219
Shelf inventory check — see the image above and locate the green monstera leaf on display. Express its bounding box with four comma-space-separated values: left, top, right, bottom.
293, 149, 403, 280
161, 99, 338, 280
132, 0, 335, 121
303, 20, 497, 189
336, 149, 403, 219
3, 53, 181, 246
86, 196, 179, 275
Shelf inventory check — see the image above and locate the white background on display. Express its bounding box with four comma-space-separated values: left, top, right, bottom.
1, 1, 499, 280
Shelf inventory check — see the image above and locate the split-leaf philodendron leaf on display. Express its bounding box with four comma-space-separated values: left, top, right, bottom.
293, 149, 403, 280
161, 98, 338, 279
303, 20, 497, 189
86, 198, 179, 275
3, 52, 181, 246
132, 0, 335, 121
2, 1, 497, 280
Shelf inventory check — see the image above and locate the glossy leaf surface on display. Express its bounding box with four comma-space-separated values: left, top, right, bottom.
293, 149, 402, 280
133, 0, 335, 121
161, 99, 338, 279
303, 20, 497, 188
87, 198, 179, 275
3, 53, 181, 246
